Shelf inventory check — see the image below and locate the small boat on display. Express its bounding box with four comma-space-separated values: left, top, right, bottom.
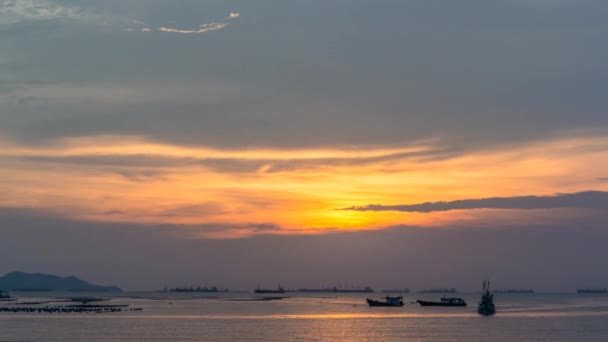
416, 297, 467, 307
478, 280, 496, 316
0, 291, 14, 301
366, 296, 404, 307
254, 285, 286, 294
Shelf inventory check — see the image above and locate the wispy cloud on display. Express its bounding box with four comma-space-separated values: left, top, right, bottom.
157, 22, 229, 34
1, 133, 607, 234
0, 0, 84, 25
341, 191, 608, 213
2, 146, 453, 173
1, 1, 238, 35
0, 0, 118, 26
102, 209, 124, 216
133, 11, 239, 35
161, 203, 227, 218
3, 82, 240, 106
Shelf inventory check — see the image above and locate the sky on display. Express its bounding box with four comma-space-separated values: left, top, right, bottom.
1, 0, 608, 291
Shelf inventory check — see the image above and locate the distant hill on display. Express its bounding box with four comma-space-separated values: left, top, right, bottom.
0, 272, 122, 292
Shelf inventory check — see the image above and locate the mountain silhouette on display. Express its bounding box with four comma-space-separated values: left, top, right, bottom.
0, 272, 122, 292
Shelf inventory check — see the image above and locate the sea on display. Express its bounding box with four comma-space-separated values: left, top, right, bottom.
1, 292, 608, 341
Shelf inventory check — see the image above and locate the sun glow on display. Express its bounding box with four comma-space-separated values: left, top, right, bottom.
1, 134, 608, 237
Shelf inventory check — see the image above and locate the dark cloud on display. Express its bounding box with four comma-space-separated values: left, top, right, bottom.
3, 147, 459, 174
111, 169, 167, 182
102, 209, 124, 215
16, 155, 195, 168
1, 1, 608, 151
161, 203, 226, 218
170, 222, 285, 239
342, 191, 608, 213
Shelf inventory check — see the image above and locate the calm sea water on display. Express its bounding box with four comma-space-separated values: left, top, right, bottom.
2, 292, 608, 341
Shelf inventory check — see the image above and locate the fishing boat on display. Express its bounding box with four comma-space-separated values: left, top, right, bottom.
0, 290, 14, 301
416, 297, 467, 307
478, 280, 496, 316
366, 295, 404, 307
254, 285, 285, 294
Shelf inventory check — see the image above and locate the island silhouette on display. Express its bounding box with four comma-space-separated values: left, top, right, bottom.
0, 272, 122, 292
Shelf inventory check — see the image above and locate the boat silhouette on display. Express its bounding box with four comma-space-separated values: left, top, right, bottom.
416, 297, 467, 307
0, 290, 14, 301
366, 295, 404, 307
254, 285, 285, 294
478, 280, 496, 316
168, 285, 226, 293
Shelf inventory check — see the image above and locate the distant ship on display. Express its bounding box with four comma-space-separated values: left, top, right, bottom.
295, 288, 334, 293
495, 289, 534, 294
295, 286, 374, 293
416, 297, 467, 307
255, 285, 285, 294
367, 295, 404, 307
577, 288, 608, 294
381, 288, 410, 293
478, 280, 496, 316
168, 285, 229, 293
332, 286, 374, 293
419, 288, 456, 293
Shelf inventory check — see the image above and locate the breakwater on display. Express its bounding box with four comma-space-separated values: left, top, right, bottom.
1, 304, 142, 314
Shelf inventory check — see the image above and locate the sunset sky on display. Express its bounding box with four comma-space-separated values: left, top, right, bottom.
1, 0, 608, 290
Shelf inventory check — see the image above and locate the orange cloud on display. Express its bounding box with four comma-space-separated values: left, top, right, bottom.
1, 133, 607, 237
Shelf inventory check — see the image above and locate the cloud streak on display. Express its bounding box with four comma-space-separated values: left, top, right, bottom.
157, 22, 229, 34
2, 146, 455, 173
1, 133, 607, 234
1, 1, 238, 35
341, 191, 608, 213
